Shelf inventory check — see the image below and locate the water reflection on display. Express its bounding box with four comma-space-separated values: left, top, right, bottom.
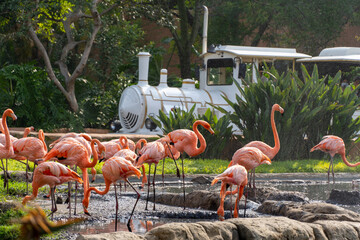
71, 217, 163, 235
70, 176, 360, 236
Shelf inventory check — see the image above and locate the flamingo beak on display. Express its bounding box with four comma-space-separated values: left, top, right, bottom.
209, 127, 215, 135
11, 113, 17, 121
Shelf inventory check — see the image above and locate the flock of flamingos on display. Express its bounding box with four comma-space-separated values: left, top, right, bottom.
0, 104, 360, 232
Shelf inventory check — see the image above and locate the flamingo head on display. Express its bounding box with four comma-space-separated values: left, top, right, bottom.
4, 109, 17, 121
273, 104, 284, 114
261, 154, 272, 165
97, 142, 106, 160
202, 121, 215, 135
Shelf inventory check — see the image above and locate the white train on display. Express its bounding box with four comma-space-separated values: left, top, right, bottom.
117, 6, 311, 134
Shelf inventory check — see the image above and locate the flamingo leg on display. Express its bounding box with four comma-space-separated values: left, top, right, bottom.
217, 183, 226, 221
244, 186, 248, 218
5, 159, 8, 194
126, 179, 140, 232
162, 158, 165, 187
153, 164, 157, 211
181, 156, 186, 209
246, 171, 251, 189
1, 159, 7, 193
165, 142, 180, 178
74, 171, 78, 215
48, 187, 57, 221
229, 185, 233, 218
331, 156, 335, 184
145, 164, 151, 210
234, 185, 244, 218
327, 156, 333, 183
252, 168, 257, 199
26, 159, 29, 195
67, 181, 72, 218
114, 183, 118, 231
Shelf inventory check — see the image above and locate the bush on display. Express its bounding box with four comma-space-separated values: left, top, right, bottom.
150, 105, 235, 159
0, 64, 78, 131
216, 64, 360, 160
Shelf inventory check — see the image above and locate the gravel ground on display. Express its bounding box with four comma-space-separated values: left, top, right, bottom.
27, 172, 360, 240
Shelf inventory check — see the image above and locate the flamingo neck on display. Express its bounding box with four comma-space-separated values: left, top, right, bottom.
39, 130, 47, 152
120, 136, 129, 149
189, 121, 206, 157
341, 153, 360, 167
2, 112, 11, 154
270, 107, 280, 155
88, 139, 100, 168
22, 187, 38, 205
83, 178, 111, 209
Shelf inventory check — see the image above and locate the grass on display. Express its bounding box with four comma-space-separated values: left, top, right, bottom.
91, 157, 360, 175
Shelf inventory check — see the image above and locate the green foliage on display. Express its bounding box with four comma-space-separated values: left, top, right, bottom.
215, 65, 360, 160
196, 108, 234, 159
150, 105, 234, 159
205, 0, 360, 54
0, 64, 78, 131
0, 225, 21, 240
151, 105, 196, 134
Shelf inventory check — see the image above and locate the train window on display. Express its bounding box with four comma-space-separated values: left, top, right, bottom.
207, 58, 234, 85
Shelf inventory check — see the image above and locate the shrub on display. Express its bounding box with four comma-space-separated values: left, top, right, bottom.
215, 64, 360, 160
0, 64, 78, 131
150, 105, 235, 159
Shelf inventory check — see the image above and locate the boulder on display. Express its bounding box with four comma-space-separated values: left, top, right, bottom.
327, 189, 360, 205
76, 231, 144, 240
148, 190, 257, 211
247, 187, 308, 203
144, 217, 329, 240
257, 200, 360, 223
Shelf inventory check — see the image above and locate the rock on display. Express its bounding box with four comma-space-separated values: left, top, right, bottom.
0, 201, 17, 213
257, 200, 360, 223
144, 217, 328, 240
76, 231, 145, 240
191, 175, 213, 184
147, 190, 257, 212
56, 196, 63, 204
247, 187, 308, 203
327, 189, 360, 205
1, 171, 33, 182
144, 216, 360, 240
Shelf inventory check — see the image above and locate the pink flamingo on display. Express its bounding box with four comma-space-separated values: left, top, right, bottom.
49, 133, 97, 182
12, 129, 48, 194
311, 135, 360, 183
229, 146, 271, 189
0, 109, 17, 191
0, 126, 33, 192
166, 120, 214, 208
244, 103, 284, 187
111, 137, 136, 151
82, 156, 141, 232
22, 161, 83, 220
44, 138, 105, 215
113, 136, 147, 187
135, 140, 167, 210
211, 164, 248, 221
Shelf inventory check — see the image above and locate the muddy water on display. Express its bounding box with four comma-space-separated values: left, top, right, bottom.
38, 172, 360, 239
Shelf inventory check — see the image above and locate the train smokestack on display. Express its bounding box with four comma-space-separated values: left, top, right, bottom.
159, 69, 168, 87
202, 6, 208, 55
137, 52, 151, 86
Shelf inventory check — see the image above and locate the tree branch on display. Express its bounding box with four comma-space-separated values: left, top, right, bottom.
27, 22, 69, 98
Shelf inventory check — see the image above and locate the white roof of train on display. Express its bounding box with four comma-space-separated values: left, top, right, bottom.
203, 45, 311, 62
297, 47, 360, 62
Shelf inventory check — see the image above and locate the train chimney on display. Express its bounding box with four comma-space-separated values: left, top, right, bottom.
202, 6, 208, 55
159, 69, 168, 87
137, 52, 151, 86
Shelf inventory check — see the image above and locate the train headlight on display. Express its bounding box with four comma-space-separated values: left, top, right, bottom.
145, 118, 157, 131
